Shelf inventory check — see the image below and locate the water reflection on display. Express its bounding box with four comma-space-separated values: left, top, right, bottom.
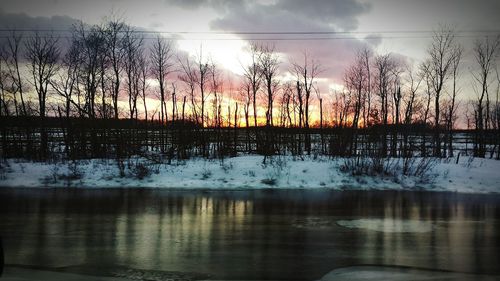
0, 189, 499, 280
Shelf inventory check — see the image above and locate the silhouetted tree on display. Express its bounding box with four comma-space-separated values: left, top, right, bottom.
444, 45, 463, 157
472, 35, 499, 157
243, 43, 263, 127
51, 43, 80, 118
292, 51, 321, 128
123, 27, 143, 119
151, 36, 173, 125
103, 19, 126, 119
25, 32, 60, 118
3, 31, 27, 116
403, 64, 423, 125
425, 26, 459, 157
259, 44, 280, 127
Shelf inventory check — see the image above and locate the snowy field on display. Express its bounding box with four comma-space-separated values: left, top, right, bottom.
1, 155, 499, 193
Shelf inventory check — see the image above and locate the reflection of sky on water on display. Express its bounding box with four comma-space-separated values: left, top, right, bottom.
1, 189, 499, 280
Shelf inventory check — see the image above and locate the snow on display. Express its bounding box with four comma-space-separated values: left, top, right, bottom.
1, 155, 500, 193
336, 219, 434, 233
319, 266, 500, 281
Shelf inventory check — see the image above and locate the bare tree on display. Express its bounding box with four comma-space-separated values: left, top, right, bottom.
3, 31, 27, 116
314, 86, 323, 128
390, 65, 404, 157
292, 51, 321, 128
240, 78, 252, 128
209, 60, 222, 127
472, 35, 500, 157
444, 45, 463, 157
196, 48, 210, 127
242, 43, 263, 127
103, 19, 126, 119
420, 61, 433, 126
178, 55, 198, 123
333, 89, 352, 128
51, 42, 80, 118
373, 52, 398, 156
279, 82, 293, 127
403, 63, 423, 125
151, 36, 173, 124
138, 52, 149, 121
72, 22, 107, 118
391, 62, 404, 126
360, 48, 372, 127
171, 82, 177, 121
25, 32, 60, 118
373, 53, 396, 127
0, 48, 9, 116
425, 26, 459, 157
123, 27, 144, 119
295, 80, 305, 127
259, 44, 280, 127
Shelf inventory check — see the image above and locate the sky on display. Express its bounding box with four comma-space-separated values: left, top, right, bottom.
1, 0, 499, 116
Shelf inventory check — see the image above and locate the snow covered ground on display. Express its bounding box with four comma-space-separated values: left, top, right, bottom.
319, 266, 500, 281
0, 155, 499, 193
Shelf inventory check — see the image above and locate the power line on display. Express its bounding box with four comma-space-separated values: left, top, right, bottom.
0, 28, 499, 35
0, 28, 498, 41
0, 35, 494, 41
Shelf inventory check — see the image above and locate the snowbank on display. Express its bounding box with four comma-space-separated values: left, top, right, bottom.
0, 155, 499, 193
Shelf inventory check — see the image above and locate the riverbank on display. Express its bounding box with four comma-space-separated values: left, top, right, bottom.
1, 155, 499, 193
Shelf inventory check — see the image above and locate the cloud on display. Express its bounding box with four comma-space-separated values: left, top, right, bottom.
210, 0, 371, 31
164, 0, 371, 31
0, 10, 82, 58
364, 34, 382, 46
206, 1, 374, 85
166, 0, 207, 9
0, 9, 79, 30
273, 0, 371, 31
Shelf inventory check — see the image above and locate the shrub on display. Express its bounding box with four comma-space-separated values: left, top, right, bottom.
201, 168, 212, 180
220, 161, 234, 173
130, 162, 151, 180
261, 177, 277, 186
340, 155, 436, 183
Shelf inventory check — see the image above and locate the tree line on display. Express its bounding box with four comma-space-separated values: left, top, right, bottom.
0, 20, 499, 160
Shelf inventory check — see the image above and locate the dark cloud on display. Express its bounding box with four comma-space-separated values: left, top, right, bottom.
164, 0, 244, 12
366, 0, 500, 30
274, 0, 371, 31
165, 0, 370, 31
209, 0, 370, 31
166, 0, 207, 9
0, 9, 79, 30
0, 10, 81, 57
0, 10, 188, 65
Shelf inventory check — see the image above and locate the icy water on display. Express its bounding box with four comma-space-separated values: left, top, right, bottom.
0, 188, 499, 280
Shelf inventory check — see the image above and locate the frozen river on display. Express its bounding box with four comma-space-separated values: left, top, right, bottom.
0, 188, 499, 280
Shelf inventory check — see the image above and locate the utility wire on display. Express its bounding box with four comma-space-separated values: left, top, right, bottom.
0, 28, 499, 35
0, 29, 498, 41
0, 35, 494, 41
